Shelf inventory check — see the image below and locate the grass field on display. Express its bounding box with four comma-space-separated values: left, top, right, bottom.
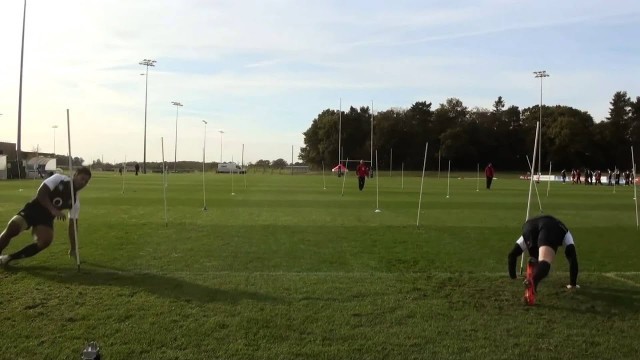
1, 170, 639, 359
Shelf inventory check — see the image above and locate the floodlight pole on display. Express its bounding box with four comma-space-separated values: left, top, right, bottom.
534, 70, 549, 180
139, 59, 156, 174
171, 101, 183, 172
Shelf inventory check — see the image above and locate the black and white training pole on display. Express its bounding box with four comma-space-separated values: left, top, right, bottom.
67, 109, 80, 271
521, 121, 540, 275
417, 142, 429, 227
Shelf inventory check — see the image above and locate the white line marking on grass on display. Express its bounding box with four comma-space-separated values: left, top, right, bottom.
602, 273, 640, 288
66, 268, 640, 278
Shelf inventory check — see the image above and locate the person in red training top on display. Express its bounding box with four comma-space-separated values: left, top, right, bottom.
485, 163, 495, 189
356, 160, 369, 191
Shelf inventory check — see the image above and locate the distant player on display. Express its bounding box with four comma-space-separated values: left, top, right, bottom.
507, 215, 580, 305
0, 167, 92, 265
356, 160, 368, 191
485, 163, 495, 189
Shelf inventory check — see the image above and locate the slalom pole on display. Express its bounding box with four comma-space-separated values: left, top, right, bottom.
521, 121, 540, 275
375, 151, 381, 213
66, 109, 80, 271
416, 142, 429, 226
341, 158, 348, 196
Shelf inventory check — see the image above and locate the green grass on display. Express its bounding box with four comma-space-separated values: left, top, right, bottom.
0, 171, 639, 359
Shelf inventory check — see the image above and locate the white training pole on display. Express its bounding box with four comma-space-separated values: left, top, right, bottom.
122, 155, 126, 194
242, 144, 247, 189
370, 101, 373, 168
446, 160, 451, 198
417, 142, 429, 226
401, 162, 404, 190
66, 109, 80, 271
322, 161, 326, 190
476, 163, 479, 192
526, 156, 543, 213
161, 137, 168, 227
521, 121, 540, 275
338, 98, 342, 168
438, 150, 441, 179
389, 148, 392, 177
546, 161, 552, 197
202, 120, 207, 211
231, 155, 235, 196
341, 159, 348, 196
632, 146, 638, 229
375, 150, 381, 212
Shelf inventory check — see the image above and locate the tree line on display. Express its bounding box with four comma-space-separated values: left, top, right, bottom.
300, 91, 640, 172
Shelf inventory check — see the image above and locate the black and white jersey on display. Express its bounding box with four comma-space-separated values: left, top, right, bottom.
515, 215, 573, 251
28, 173, 81, 219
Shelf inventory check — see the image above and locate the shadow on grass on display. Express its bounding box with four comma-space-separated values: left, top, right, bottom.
7, 262, 281, 305
543, 285, 640, 315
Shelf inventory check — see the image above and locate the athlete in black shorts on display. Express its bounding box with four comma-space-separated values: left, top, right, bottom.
0, 167, 92, 265
507, 215, 580, 304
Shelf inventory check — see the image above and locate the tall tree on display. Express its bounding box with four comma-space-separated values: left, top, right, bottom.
606, 91, 632, 164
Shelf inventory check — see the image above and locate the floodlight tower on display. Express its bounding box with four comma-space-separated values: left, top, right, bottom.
139, 58, 156, 174
533, 70, 549, 179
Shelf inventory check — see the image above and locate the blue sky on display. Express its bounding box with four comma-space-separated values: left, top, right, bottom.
1, 0, 639, 164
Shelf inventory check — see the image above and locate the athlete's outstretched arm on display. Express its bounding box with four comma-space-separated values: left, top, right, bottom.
565, 244, 579, 286
508, 236, 526, 279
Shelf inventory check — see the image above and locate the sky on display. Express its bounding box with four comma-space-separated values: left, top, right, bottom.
1, 0, 639, 164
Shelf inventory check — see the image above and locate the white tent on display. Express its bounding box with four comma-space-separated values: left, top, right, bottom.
0, 155, 6, 180
25, 156, 57, 179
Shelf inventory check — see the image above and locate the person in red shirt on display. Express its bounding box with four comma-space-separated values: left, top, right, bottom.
356, 160, 369, 191
485, 163, 495, 189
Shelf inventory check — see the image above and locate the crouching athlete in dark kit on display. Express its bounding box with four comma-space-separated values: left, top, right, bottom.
507, 215, 580, 305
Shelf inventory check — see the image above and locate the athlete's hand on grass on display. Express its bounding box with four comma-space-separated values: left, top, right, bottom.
52, 209, 67, 221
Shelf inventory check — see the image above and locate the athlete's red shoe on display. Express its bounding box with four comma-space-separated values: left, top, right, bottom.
523, 258, 537, 306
